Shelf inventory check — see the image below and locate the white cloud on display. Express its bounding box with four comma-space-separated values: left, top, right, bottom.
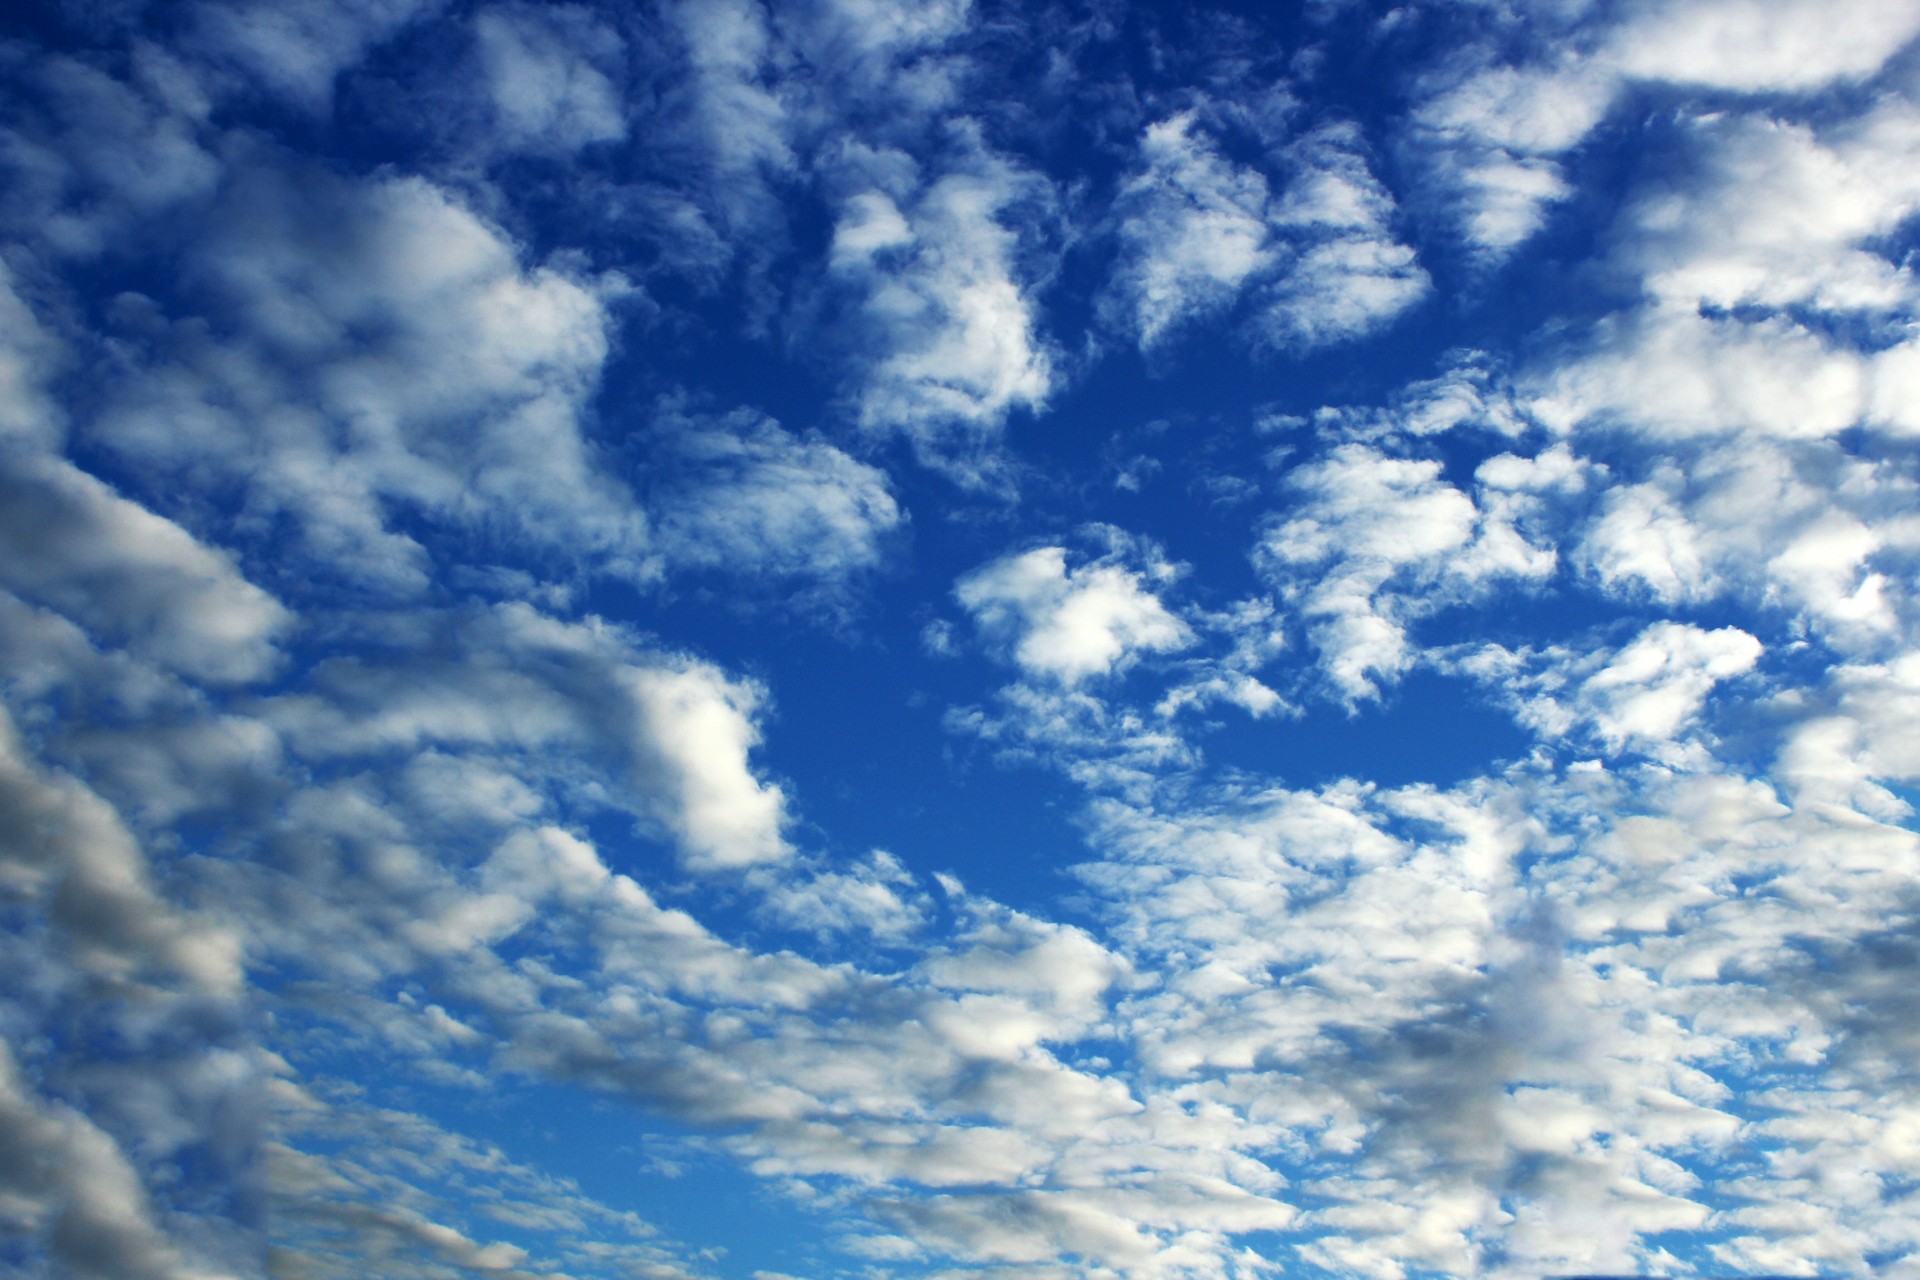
1777, 652, 1920, 814
957, 544, 1192, 686
1256, 124, 1428, 348
0, 451, 289, 684
1104, 111, 1277, 349
12, 4, 1920, 1277
94, 166, 646, 592
1402, 0, 1920, 258
471, 3, 626, 155
661, 0, 794, 222
0, 704, 242, 993
646, 404, 903, 585
1406, 55, 1615, 256
1258, 234, 1426, 348
1458, 623, 1763, 763
0, 1042, 236, 1280
1567, 442, 1911, 649
1575, 477, 1711, 604
268, 1070, 708, 1280
0, 49, 223, 260
1534, 306, 1869, 443
1615, 106, 1920, 314
265, 602, 789, 872
0, 263, 65, 448
826, 151, 1056, 482
623, 659, 790, 871
1104, 115, 1425, 352
1258, 444, 1555, 702
184, 0, 436, 111
1604, 0, 1920, 92
756, 849, 927, 940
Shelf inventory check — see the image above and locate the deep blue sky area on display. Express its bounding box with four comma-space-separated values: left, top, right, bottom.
3, 2, 1920, 1279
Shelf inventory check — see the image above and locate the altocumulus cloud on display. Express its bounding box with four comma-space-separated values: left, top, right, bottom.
5, 2, 1920, 1279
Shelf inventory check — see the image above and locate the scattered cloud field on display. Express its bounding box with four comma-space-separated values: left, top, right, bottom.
4, 1, 1920, 1278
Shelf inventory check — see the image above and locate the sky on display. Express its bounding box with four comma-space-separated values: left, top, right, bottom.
3, 0, 1920, 1277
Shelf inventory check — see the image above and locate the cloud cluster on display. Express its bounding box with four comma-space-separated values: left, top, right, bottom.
6, 1, 1920, 1277
826, 154, 1058, 482
1104, 112, 1426, 352
1258, 442, 1555, 703
1405, 0, 1920, 256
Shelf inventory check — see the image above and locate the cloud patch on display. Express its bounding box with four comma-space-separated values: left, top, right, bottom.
957, 542, 1192, 686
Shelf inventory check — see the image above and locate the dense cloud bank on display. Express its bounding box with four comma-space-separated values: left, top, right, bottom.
4, 1, 1920, 1277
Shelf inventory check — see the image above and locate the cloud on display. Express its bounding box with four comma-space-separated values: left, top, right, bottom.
267, 1067, 709, 1280
1611, 105, 1920, 315
9, 2, 1920, 1276
1401, 0, 1920, 258
644, 404, 904, 586
1404, 52, 1616, 257
182, 0, 438, 111
93, 164, 646, 593
1104, 114, 1425, 352
0, 47, 224, 260
1534, 306, 1870, 443
1562, 442, 1910, 650
657, 0, 796, 252
0, 704, 242, 993
0, 263, 66, 448
1777, 651, 1920, 815
0, 1042, 235, 1280
624, 659, 790, 871
957, 543, 1192, 686
1070, 734, 1920, 1276
824, 149, 1057, 483
471, 3, 626, 155
1453, 622, 1763, 763
1255, 123, 1428, 348
0, 451, 289, 685
1257, 443, 1555, 703
264, 602, 790, 872
1104, 111, 1277, 349
1603, 0, 1920, 92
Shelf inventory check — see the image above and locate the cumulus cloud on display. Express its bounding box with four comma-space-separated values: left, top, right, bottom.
957, 543, 1192, 686
184, 0, 437, 110
1255, 123, 1428, 348
9, 2, 1920, 1276
263, 603, 790, 872
1405, 53, 1617, 256
267, 1066, 709, 1280
1563, 442, 1910, 650
825, 152, 1057, 482
0, 705, 242, 993
624, 659, 790, 871
1104, 113, 1425, 352
1257, 443, 1555, 703
644, 404, 903, 586
1104, 111, 1277, 349
471, 3, 626, 155
1403, 0, 1920, 257
89, 166, 645, 592
0, 1042, 234, 1280
1455, 622, 1763, 763
0, 451, 289, 684
0, 46, 224, 260
1604, 0, 1920, 92
0, 264, 65, 447
1566, 621, 1758, 752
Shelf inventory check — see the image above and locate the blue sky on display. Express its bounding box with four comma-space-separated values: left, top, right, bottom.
4, 0, 1920, 1277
